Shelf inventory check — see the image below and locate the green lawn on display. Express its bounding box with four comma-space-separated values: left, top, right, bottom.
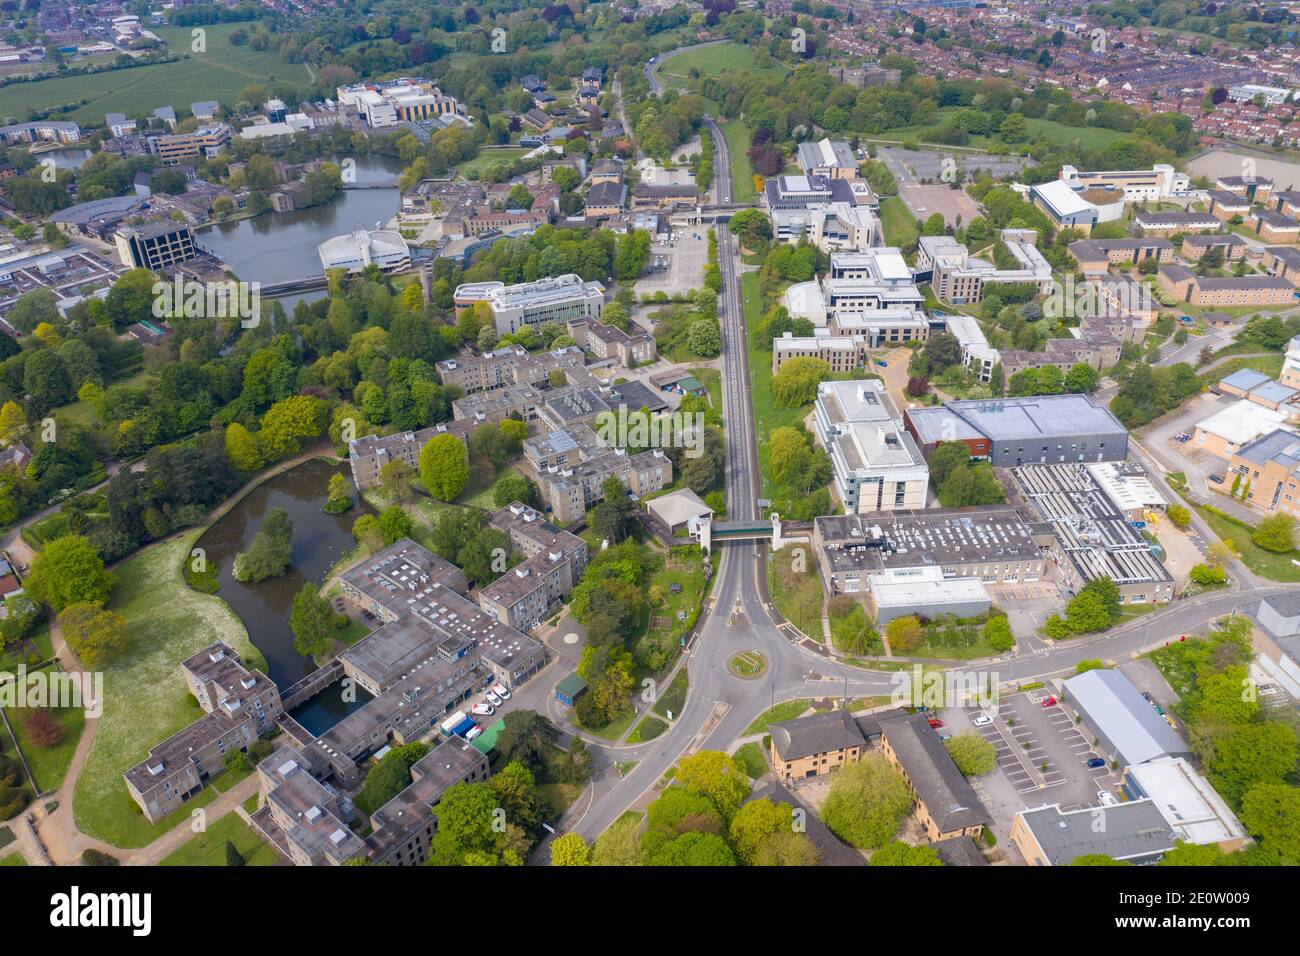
6, 692, 86, 793
879, 196, 920, 248
158, 810, 279, 867
1191, 504, 1300, 582
73, 531, 264, 848
652, 668, 688, 719
627, 715, 668, 744
0, 853, 25, 866
0, 23, 314, 124
769, 551, 824, 640
652, 41, 787, 90
1199, 354, 1284, 387
723, 118, 757, 204
733, 741, 768, 779
457, 148, 530, 181
743, 699, 813, 736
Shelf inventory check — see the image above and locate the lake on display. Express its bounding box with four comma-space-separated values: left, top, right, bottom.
194, 457, 373, 686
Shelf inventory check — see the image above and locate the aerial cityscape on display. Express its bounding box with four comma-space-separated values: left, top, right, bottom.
0, 0, 1295, 907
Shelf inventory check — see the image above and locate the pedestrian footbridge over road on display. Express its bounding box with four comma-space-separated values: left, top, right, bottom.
694, 514, 811, 552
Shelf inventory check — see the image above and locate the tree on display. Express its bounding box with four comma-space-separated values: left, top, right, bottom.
885, 615, 923, 653
419, 434, 468, 500
1071, 854, 1130, 866
591, 814, 644, 865
21, 708, 65, 748
1157, 841, 1234, 866
984, 615, 1015, 652
647, 830, 736, 866
325, 473, 352, 513
675, 750, 751, 823
1064, 363, 1100, 393
821, 754, 912, 850
1239, 784, 1300, 863
26, 534, 114, 613
1253, 513, 1295, 554
225, 422, 263, 472
352, 514, 382, 553
590, 476, 636, 543
927, 441, 972, 490
495, 709, 560, 776
224, 839, 246, 867
493, 472, 539, 508
360, 743, 430, 815
945, 733, 997, 776
58, 601, 128, 669
753, 830, 819, 865
686, 319, 722, 357
771, 357, 830, 408
233, 507, 293, 583
729, 798, 793, 865
378, 505, 414, 545
1167, 504, 1190, 530
258, 395, 327, 461
871, 841, 943, 866
379, 459, 415, 502
0, 400, 25, 444
290, 582, 344, 659
1000, 112, 1028, 142
550, 832, 590, 865
1209, 722, 1298, 806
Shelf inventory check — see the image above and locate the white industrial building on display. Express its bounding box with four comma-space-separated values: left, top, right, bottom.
318, 228, 411, 273
1120, 757, 1250, 852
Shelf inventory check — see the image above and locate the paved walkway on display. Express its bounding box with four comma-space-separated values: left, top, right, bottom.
126, 775, 261, 866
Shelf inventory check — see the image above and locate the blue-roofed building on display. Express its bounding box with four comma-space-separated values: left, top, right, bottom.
1062, 668, 1191, 768
1217, 366, 1298, 411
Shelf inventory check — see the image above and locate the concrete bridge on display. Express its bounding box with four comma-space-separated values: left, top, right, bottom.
695, 513, 811, 553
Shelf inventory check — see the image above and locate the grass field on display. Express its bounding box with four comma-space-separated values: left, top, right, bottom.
862, 108, 1132, 152
769, 553, 825, 640
652, 42, 787, 98
743, 699, 814, 736
457, 148, 530, 180
733, 741, 767, 779
0, 853, 24, 866
627, 715, 668, 744
723, 119, 757, 205
0, 23, 313, 124
158, 810, 279, 866
6, 691, 86, 794
879, 196, 920, 248
1191, 503, 1300, 582
73, 531, 263, 848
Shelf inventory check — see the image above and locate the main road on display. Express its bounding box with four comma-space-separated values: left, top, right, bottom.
564, 77, 1298, 844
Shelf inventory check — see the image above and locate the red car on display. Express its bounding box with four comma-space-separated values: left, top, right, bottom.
1041, 696, 1057, 707
927, 717, 944, 729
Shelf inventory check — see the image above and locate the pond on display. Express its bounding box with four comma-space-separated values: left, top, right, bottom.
194, 457, 373, 687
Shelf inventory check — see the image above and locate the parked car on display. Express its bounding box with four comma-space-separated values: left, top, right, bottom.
1142, 692, 1152, 702
1097, 790, 1119, 807
1208, 473, 1225, 484
472, 702, 495, 717
1087, 757, 1106, 769
1164, 714, 1178, 730
464, 725, 483, 741
491, 682, 511, 700
927, 717, 944, 729
1041, 696, 1057, 707
972, 715, 994, 727
485, 691, 502, 707
938, 734, 952, 742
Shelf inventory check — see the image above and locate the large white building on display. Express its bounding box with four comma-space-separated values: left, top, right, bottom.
1057, 163, 1189, 202
318, 228, 411, 273
812, 379, 928, 514
455, 274, 605, 336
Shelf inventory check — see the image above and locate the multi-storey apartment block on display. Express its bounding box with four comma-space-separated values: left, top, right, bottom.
454, 274, 605, 336
479, 502, 589, 631
125, 644, 283, 823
